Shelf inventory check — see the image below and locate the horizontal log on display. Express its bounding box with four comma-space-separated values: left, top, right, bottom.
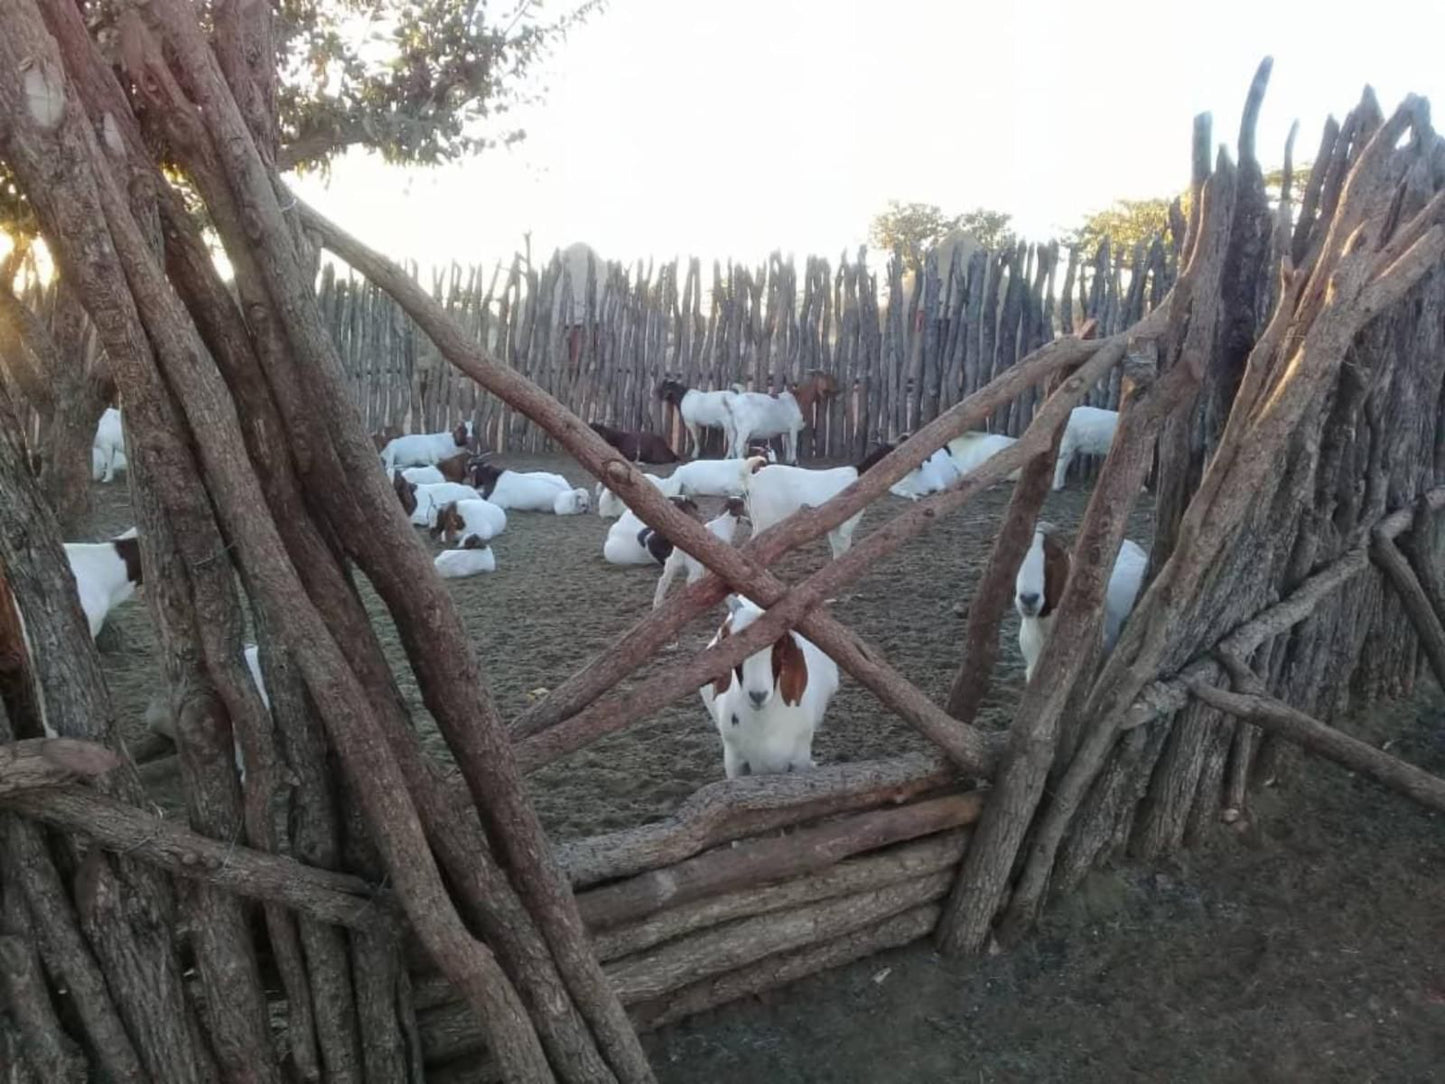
629, 903, 940, 1031
604, 871, 951, 1002
2, 787, 396, 931
0, 739, 119, 796
1190, 667, 1445, 814
557, 752, 954, 888
576, 792, 983, 931
418, 885, 948, 1065
593, 830, 968, 962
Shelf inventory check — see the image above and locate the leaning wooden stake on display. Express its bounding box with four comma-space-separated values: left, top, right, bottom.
1191, 652, 1445, 814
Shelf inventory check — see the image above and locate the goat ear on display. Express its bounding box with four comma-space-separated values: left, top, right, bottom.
772, 633, 808, 707
711, 619, 733, 696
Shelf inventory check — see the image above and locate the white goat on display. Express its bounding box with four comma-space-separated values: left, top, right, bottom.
63, 533, 143, 639
653, 498, 748, 609
93, 407, 124, 483
890, 448, 961, 500
947, 431, 1022, 481
431, 498, 508, 546
467, 462, 575, 513
658, 380, 737, 458
553, 488, 591, 516
401, 465, 446, 485
405, 481, 483, 526
725, 390, 804, 462
602, 497, 699, 566
91, 445, 128, 482
1014, 525, 1148, 682
146, 643, 265, 776
668, 448, 777, 499
741, 445, 893, 559
596, 473, 674, 518
380, 420, 474, 470
435, 543, 497, 578
699, 596, 840, 779
1053, 407, 1120, 491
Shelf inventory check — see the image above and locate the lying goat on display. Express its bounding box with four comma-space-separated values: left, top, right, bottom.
430, 498, 508, 547
699, 596, 839, 779
602, 496, 700, 566
1014, 523, 1148, 682
589, 422, 679, 464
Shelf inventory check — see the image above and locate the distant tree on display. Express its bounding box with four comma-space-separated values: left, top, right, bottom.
869, 201, 1016, 255
1066, 196, 1184, 255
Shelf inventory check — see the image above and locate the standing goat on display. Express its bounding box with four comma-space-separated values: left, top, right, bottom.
725, 389, 805, 463
652, 498, 748, 609
1053, 407, 1120, 491
589, 422, 679, 464
741, 444, 893, 559
667, 447, 777, 499
64, 532, 144, 639
699, 596, 840, 779
380, 420, 475, 470
1014, 523, 1148, 682
657, 380, 737, 459
92, 407, 125, 483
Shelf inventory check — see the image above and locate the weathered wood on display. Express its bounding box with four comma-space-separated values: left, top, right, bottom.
1371, 527, 1445, 691
628, 903, 939, 1031
604, 872, 951, 1003
1191, 656, 1445, 814
593, 830, 968, 962
3, 787, 395, 930
0, 739, 119, 795
576, 793, 983, 932
557, 753, 953, 887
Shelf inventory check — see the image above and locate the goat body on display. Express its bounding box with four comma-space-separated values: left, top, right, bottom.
596, 473, 674, 518
890, 448, 961, 500
435, 545, 497, 578
431, 498, 508, 546
741, 445, 891, 558
92, 445, 128, 481
699, 597, 839, 778
380, 421, 473, 470
469, 462, 576, 512
668, 453, 773, 499
63, 534, 143, 639
406, 481, 483, 526
1053, 407, 1119, 491
602, 496, 699, 565
946, 431, 1022, 481
1014, 527, 1148, 681
589, 422, 679, 464
658, 381, 737, 458
402, 465, 446, 485
725, 390, 804, 462
653, 498, 747, 609
93, 407, 124, 483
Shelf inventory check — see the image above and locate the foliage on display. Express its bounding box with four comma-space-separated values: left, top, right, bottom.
869, 201, 1016, 256
275, 0, 601, 172
1065, 197, 1183, 256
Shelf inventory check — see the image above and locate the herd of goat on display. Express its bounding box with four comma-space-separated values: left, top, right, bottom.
44, 381, 1143, 781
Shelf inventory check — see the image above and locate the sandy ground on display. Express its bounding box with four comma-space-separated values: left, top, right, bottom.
81, 454, 1442, 1081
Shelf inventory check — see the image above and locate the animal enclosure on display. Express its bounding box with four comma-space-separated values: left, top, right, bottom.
2, 28, 1445, 1084
319, 229, 1172, 460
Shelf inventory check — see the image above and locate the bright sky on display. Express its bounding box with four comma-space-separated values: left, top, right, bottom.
289, 0, 1445, 276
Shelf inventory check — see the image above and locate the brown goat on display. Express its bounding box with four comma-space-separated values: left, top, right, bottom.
790, 369, 839, 456
370, 424, 403, 452
589, 422, 679, 464
435, 451, 472, 483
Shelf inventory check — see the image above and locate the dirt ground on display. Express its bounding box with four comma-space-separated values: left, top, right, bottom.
82, 454, 1443, 1082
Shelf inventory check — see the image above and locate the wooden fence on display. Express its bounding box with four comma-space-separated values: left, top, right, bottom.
319, 234, 1177, 460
